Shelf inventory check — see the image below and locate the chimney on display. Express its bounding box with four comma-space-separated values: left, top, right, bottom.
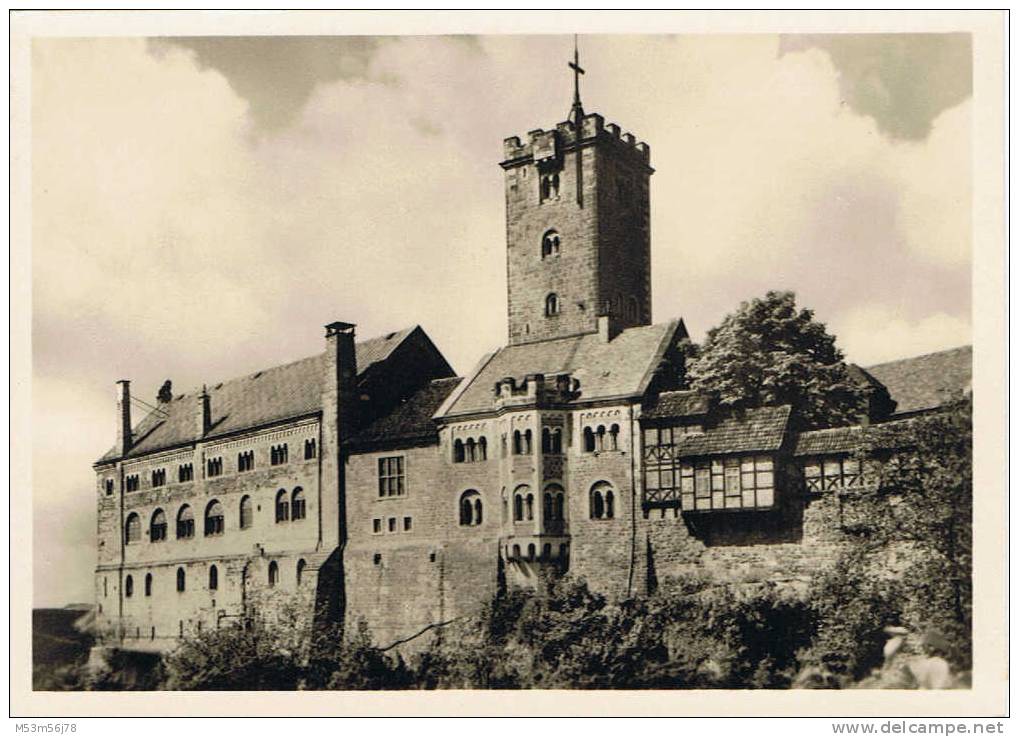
116, 380, 132, 457
325, 321, 359, 431
597, 314, 618, 343
196, 385, 211, 438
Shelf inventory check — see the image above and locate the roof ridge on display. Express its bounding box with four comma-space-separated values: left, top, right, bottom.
865, 344, 972, 370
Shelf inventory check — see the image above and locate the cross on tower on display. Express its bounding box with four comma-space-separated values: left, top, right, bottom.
569, 34, 585, 124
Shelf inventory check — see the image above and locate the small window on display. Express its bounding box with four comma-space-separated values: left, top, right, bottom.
297, 559, 306, 585
459, 490, 482, 527
403, 516, 412, 532
545, 293, 561, 317
176, 505, 195, 539
304, 438, 317, 460
176, 567, 186, 593
178, 463, 194, 483
208, 565, 218, 591
206, 457, 223, 478
291, 488, 306, 520
590, 482, 615, 520
275, 489, 289, 523
540, 172, 560, 202
239, 495, 253, 529
609, 424, 620, 451
150, 509, 167, 542
526, 493, 534, 521
478, 437, 487, 461
104, 479, 114, 495
388, 517, 397, 533
523, 429, 533, 455
270, 443, 289, 466
583, 427, 595, 453
151, 468, 166, 487
237, 450, 255, 472
144, 573, 152, 597
268, 561, 279, 587
453, 439, 465, 463
125, 475, 139, 493
124, 513, 141, 544
124, 575, 133, 598
541, 230, 561, 258
204, 500, 224, 536
372, 518, 382, 534
377, 456, 405, 497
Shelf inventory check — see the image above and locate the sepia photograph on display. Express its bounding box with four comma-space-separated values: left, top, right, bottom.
10, 9, 1007, 720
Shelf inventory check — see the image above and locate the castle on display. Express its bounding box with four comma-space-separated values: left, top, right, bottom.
92, 52, 971, 652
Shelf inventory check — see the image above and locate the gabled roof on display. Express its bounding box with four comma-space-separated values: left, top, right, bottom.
348, 377, 462, 450
97, 326, 419, 464
642, 390, 711, 419
793, 425, 866, 456
437, 321, 684, 419
865, 345, 972, 416
673, 405, 792, 457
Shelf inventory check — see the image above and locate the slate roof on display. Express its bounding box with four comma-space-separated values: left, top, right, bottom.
865, 345, 972, 416
348, 377, 462, 449
673, 405, 792, 457
642, 390, 711, 419
437, 321, 684, 419
793, 425, 865, 456
97, 326, 419, 464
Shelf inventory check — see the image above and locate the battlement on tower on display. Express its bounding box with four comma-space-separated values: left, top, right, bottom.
501, 112, 651, 169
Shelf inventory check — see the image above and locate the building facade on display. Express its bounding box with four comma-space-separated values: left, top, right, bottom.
92, 78, 971, 653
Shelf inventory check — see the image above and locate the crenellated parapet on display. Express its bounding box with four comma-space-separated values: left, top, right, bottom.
501, 112, 652, 171
493, 372, 581, 410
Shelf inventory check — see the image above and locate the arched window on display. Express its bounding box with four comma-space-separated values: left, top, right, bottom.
297, 558, 306, 586
268, 561, 279, 587
554, 491, 565, 521
459, 490, 482, 526
275, 489, 289, 523
292, 488, 306, 520
524, 429, 533, 455
149, 509, 167, 542
527, 543, 536, 560
239, 495, 253, 530
541, 427, 551, 453
176, 505, 194, 539
512, 544, 521, 558
609, 423, 620, 451
453, 438, 465, 463
590, 482, 615, 520
208, 564, 218, 591
478, 437, 487, 461
176, 567, 186, 593
124, 513, 141, 544
541, 230, 561, 258
512, 430, 522, 455
204, 500, 224, 536
583, 427, 595, 453
545, 484, 566, 522
144, 573, 152, 597
552, 428, 563, 454
525, 493, 534, 521
545, 293, 561, 317
596, 425, 606, 451
513, 486, 530, 522
124, 575, 133, 598
542, 543, 552, 559
465, 438, 476, 463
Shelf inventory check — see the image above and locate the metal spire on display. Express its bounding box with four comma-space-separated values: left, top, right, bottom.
569, 34, 585, 125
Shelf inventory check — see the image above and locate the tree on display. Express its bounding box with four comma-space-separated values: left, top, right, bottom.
687, 291, 867, 429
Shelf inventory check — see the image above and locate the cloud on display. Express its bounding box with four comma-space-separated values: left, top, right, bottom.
778, 33, 972, 141
834, 306, 972, 366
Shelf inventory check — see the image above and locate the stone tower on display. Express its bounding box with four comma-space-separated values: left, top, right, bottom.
500, 44, 654, 346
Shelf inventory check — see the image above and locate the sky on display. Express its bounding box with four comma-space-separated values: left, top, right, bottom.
31, 33, 972, 606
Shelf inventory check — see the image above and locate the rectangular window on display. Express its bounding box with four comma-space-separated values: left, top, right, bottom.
125, 474, 139, 492
304, 438, 317, 460
151, 468, 166, 488
803, 456, 865, 492
104, 479, 114, 496
403, 516, 412, 532
372, 518, 382, 535
270, 443, 289, 466
178, 463, 193, 483
642, 444, 776, 511
377, 456, 406, 497
206, 457, 223, 478
388, 517, 397, 533
237, 450, 255, 472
